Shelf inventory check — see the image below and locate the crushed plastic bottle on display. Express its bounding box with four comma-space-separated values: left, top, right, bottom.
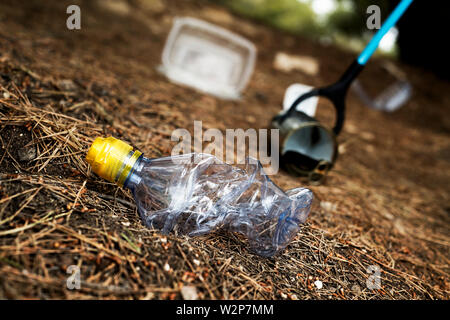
86, 137, 313, 257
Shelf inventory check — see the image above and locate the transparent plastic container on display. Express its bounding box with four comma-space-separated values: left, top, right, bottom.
159, 17, 257, 100
86, 137, 313, 257
352, 79, 412, 112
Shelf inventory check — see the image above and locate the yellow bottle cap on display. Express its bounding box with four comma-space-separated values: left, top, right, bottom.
86, 137, 142, 186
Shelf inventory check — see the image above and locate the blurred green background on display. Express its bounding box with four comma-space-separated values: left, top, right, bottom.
210, 1, 449, 79
211, 0, 394, 55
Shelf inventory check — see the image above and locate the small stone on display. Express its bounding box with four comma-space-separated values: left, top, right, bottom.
163, 263, 170, 272
365, 144, 375, 153
136, 0, 166, 14
193, 259, 200, 266
314, 280, 323, 289
274, 52, 319, 75
351, 284, 361, 295
17, 146, 37, 162
245, 115, 256, 123
201, 7, 233, 25
320, 201, 337, 212
98, 0, 131, 15
57, 79, 77, 91
142, 292, 155, 300
345, 123, 358, 134
181, 286, 198, 300
360, 131, 375, 141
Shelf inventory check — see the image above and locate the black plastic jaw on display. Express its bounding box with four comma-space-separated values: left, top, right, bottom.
281, 60, 365, 135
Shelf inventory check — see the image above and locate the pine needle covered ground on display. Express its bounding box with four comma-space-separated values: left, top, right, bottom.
0, 0, 448, 299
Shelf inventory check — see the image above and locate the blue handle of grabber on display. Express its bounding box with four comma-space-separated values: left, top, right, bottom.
357, 0, 413, 65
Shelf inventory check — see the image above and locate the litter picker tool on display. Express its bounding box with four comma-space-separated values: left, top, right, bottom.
272, 0, 414, 182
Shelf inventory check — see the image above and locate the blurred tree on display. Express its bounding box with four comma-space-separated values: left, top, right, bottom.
327, 0, 390, 36
211, 0, 323, 35
396, 0, 449, 79
211, 0, 447, 78
212, 0, 392, 41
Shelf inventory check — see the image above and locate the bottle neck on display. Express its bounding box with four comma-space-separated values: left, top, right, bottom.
123, 156, 150, 191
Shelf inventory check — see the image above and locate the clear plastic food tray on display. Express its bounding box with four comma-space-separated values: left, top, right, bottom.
159, 17, 257, 99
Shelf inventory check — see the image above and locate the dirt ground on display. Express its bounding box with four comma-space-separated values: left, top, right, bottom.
0, 0, 448, 300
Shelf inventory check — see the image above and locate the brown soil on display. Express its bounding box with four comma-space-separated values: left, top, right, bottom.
0, 0, 448, 299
